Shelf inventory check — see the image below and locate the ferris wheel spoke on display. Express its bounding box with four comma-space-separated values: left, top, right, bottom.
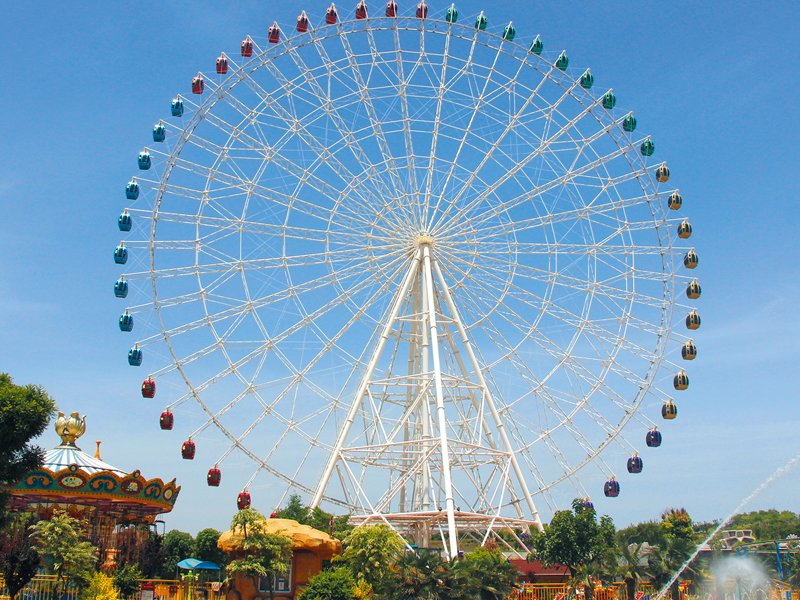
158, 249, 410, 348
437, 120, 651, 236
151, 152, 385, 231
385, 23, 421, 224
436, 137, 652, 240
430, 34, 506, 229
336, 25, 414, 208
439, 251, 665, 368
131, 250, 408, 359
437, 273, 611, 494
208, 83, 390, 225
264, 43, 412, 225
429, 72, 610, 233
440, 56, 570, 228
177, 102, 390, 228
444, 254, 661, 376
216, 255, 417, 461
434, 188, 658, 245
422, 19, 455, 222
221, 64, 405, 224
129, 209, 384, 244
131, 246, 382, 284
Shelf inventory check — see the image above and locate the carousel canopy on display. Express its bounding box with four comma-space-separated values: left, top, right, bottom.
44, 444, 126, 476
1, 411, 180, 524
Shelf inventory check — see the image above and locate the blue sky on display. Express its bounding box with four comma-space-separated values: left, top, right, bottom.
1, 1, 799, 535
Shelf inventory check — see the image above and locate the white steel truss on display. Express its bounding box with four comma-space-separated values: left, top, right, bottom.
311, 242, 543, 557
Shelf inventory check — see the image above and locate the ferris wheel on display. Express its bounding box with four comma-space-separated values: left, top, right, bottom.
114, 1, 701, 556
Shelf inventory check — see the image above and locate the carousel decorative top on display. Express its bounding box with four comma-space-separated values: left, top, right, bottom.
54, 412, 86, 447
1, 411, 180, 523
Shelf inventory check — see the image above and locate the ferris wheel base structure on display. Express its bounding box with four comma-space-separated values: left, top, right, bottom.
310, 243, 544, 558
351, 509, 539, 554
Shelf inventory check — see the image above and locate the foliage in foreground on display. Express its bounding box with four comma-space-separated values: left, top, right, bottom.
339, 524, 405, 596
113, 564, 143, 598
299, 566, 358, 600
0, 513, 40, 600
32, 511, 98, 597
159, 529, 195, 578
528, 498, 616, 600
304, 544, 517, 600
0, 373, 56, 522
80, 572, 117, 600
226, 508, 293, 600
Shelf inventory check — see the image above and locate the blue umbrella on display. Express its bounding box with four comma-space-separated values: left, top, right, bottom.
177, 558, 221, 570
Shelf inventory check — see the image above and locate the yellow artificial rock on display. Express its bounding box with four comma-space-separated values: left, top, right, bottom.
217, 518, 341, 560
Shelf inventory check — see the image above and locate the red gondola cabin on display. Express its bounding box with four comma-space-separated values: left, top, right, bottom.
141, 377, 156, 399
356, 1, 368, 19
241, 37, 253, 57
181, 439, 196, 460
207, 467, 221, 487
216, 54, 228, 75
237, 490, 251, 510
386, 1, 397, 16
416, 2, 428, 18
192, 74, 204, 95
326, 4, 339, 24
268, 22, 281, 44
297, 11, 310, 32
160, 410, 174, 431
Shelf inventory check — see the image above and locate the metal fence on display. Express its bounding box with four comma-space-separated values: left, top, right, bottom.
0, 576, 222, 600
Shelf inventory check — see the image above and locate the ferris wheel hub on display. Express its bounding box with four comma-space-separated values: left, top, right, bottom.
414, 232, 435, 248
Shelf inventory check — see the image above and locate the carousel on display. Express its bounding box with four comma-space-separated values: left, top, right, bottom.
1, 412, 180, 569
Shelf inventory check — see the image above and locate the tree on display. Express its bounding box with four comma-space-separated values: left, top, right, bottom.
784, 550, 800, 588
0, 513, 41, 600
727, 510, 800, 541
195, 528, 225, 566
32, 511, 97, 598
338, 524, 405, 596
113, 564, 142, 598
300, 567, 357, 600
226, 508, 293, 600
81, 572, 117, 600
386, 549, 449, 600
616, 521, 667, 547
649, 508, 696, 600
276, 494, 309, 524
528, 498, 616, 600
615, 542, 652, 600
274, 494, 354, 541
159, 530, 194, 578
450, 547, 519, 600
0, 373, 56, 521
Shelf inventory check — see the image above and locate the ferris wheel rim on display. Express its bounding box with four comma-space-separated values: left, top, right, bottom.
117, 5, 699, 520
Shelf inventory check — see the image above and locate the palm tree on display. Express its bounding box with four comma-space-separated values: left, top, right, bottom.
616, 543, 651, 600
389, 550, 450, 599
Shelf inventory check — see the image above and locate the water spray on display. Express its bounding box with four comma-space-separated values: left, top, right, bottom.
655, 451, 800, 600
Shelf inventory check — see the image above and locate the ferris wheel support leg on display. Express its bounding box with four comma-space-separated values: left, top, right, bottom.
432, 259, 544, 533
310, 249, 423, 511
421, 244, 459, 560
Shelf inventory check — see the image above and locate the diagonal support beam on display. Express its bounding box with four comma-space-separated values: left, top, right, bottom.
421, 244, 459, 558
432, 258, 544, 532
311, 248, 422, 509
